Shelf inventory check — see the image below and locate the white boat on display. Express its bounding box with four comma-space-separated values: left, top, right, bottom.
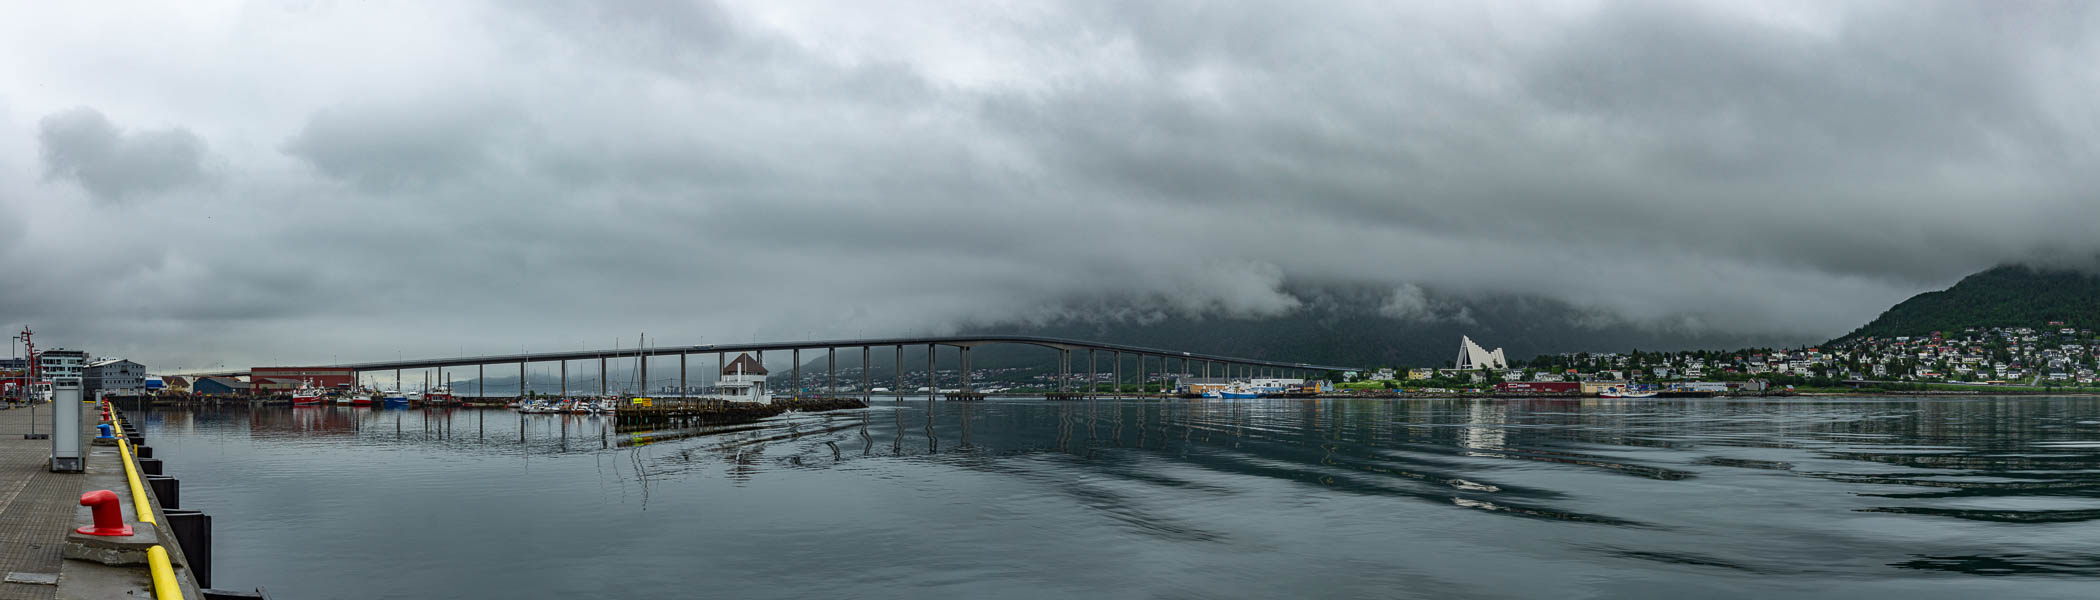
1599, 386, 1657, 399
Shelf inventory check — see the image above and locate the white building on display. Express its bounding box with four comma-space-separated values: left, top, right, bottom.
716, 353, 772, 404
1455, 336, 1508, 371
37, 349, 89, 379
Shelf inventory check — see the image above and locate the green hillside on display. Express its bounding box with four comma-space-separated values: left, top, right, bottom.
1834, 265, 2100, 342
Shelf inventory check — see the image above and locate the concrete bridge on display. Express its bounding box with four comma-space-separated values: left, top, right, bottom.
179, 334, 1355, 397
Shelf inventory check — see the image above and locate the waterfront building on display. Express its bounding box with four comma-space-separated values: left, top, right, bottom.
37, 349, 89, 379
1455, 336, 1508, 370
1177, 377, 1234, 396
82, 358, 146, 396
716, 353, 771, 404
193, 376, 250, 396
250, 367, 356, 392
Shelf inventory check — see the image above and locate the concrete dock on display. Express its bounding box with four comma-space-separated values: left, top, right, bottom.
0, 403, 88, 600
0, 401, 228, 600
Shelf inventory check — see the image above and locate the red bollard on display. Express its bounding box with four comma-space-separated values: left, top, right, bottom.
75, 490, 134, 536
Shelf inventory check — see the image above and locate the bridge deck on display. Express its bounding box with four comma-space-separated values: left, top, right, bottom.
174, 334, 1356, 377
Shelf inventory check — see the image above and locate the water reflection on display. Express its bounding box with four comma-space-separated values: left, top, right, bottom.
141, 396, 2100, 599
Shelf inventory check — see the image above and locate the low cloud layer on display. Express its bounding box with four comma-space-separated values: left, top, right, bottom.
3, 1, 2098, 369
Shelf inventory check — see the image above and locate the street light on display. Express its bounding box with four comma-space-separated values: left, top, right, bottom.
9, 334, 17, 406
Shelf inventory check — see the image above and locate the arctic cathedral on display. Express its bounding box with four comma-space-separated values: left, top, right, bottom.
1456, 336, 1508, 370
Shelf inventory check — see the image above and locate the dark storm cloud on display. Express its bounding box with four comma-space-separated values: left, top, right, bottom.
4, 0, 2098, 368
38, 106, 208, 203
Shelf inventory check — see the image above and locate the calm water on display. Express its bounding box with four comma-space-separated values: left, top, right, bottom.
138, 397, 2100, 599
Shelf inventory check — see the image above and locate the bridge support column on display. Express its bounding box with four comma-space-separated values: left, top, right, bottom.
960, 346, 972, 392
1113, 351, 1122, 397
519, 361, 526, 398
640, 356, 648, 396
926, 344, 936, 399
679, 353, 687, 398
718, 353, 726, 395
792, 349, 801, 398
560, 361, 567, 396
599, 357, 606, 397
1088, 349, 1096, 396
894, 345, 904, 397
1058, 349, 1070, 393
861, 346, 871, 399
394, 369, 401, 392
827, 347, 837, 396
478, 364, 484, 398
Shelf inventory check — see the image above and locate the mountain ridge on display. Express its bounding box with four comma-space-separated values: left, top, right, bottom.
1833, 265, 2100, 343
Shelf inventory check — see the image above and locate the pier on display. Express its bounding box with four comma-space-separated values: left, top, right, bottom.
611, 397, 869, 433
0, 400, 264, 600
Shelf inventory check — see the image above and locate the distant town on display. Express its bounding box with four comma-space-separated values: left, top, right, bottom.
1342, 322, 2099, 394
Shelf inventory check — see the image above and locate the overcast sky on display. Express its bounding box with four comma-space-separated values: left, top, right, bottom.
4, 1, 2097, 370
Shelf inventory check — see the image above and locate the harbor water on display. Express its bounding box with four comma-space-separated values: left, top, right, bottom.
139, 397, 2099, 599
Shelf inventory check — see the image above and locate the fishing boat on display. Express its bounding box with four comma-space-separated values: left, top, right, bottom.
425, 386, 456, 405
381, 390, 410, 407
350, 392, 374, 406
1213, 382, 1264, 399
290, 381, 326, 406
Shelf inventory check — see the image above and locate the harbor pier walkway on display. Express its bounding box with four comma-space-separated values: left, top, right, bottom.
0, 403, 86, 600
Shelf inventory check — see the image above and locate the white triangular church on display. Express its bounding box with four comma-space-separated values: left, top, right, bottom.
1455, 336, 1507, 370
